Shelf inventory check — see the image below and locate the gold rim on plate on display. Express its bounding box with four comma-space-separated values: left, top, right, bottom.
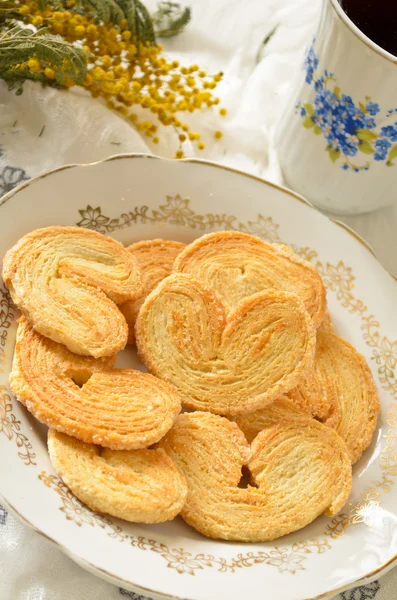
0, 153, 396, 600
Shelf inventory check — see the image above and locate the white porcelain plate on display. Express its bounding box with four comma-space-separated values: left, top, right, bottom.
1, 154, 397, 600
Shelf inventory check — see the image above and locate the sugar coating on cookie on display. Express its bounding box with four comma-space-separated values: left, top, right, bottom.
119, 239, 185, 344
2, 226, 143, 357
235, 396, 308, 443
173, 231, 326, 328
318, 309, 335, 333
48, 429, 187, 523
287, 367, 332, 422
247, 333, 379, 464
308, 332, 379, 464
11, 318, 182, 450
136, 273, 316, 416
160, 411, 352, 542
241, 332, 379, 464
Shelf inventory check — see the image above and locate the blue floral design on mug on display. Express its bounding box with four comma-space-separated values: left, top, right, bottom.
297, 43, 397, 171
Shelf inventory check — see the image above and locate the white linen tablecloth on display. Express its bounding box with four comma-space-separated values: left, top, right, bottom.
1, 0, 396, 598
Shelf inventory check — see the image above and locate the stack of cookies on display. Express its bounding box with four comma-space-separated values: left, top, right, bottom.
2, 227, 379, 542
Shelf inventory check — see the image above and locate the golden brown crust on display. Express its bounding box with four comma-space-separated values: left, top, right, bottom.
310, 332, 380, 464
319, 309, 335, 333
159, 411, 352, 542
287, 369, 332, 422
48, 430, 187, 523
136, 274, 316, 416
2, 226, 143, 357
285, 308, 335, 421
119, 239, 185, 344
10, 318, 182, 450
173, 231, 326, 327
241, 334, 380, 464
235, 396, 308, 443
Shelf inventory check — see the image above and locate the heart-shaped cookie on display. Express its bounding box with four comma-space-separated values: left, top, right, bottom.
48, 430, 187, 523
2, 226, 142, 357
159, 411, 352, 541
136, 274, 316, 416
173, 231, 326, 327
120, 239, 185, 344
243, 333, 380, 464
10, 318, 182, 450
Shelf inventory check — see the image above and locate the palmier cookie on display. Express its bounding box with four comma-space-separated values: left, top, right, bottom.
295, 332, 379, 464
235, 396, 308, 443
136, 274, 316, 416
2, 226, 143, 357
173, 231, 326, 328
243, 334, 379, 463
48, 430, 187, 523
287, 367, 331, 422
10, 318, 181, 450
159, 412, 352, 542
120, 239, 185, 344
318, 309, 335, 333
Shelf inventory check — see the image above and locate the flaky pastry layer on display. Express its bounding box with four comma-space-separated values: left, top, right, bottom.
48, 430, 187, 523
243, 334, 380, 464
173, 231, 326, 327
3, 226, 143, 357
299, 332, 379, 464
160, 411, 352, 541
136, 274, 316, 416
11, 318, 182, 450
120, 239, 185, 344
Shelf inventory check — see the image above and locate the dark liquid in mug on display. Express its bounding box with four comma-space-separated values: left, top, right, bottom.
340, 0, 397, 56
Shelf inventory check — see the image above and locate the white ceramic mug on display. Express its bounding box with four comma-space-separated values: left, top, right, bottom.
278, 0, 397, 215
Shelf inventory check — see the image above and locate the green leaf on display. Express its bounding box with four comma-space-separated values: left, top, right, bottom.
327, 147, 341, 163
313, 125, 321, 135
356, 129, 378, 141
334, 86, 341, 100
0, 5, 21, 22
303, 116, 314, 129
0, 25, 87, 87
255, 24, 279, 63
39, 0, 157, 44
74, 0, 124, 25
37, 0, 63, 8
358, 140, 374, 154
387, 144, 397, 162
261, 23, 279, 47
303, 103, 314, 117
152, 1, 191, 38
359, 102, 367, 114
